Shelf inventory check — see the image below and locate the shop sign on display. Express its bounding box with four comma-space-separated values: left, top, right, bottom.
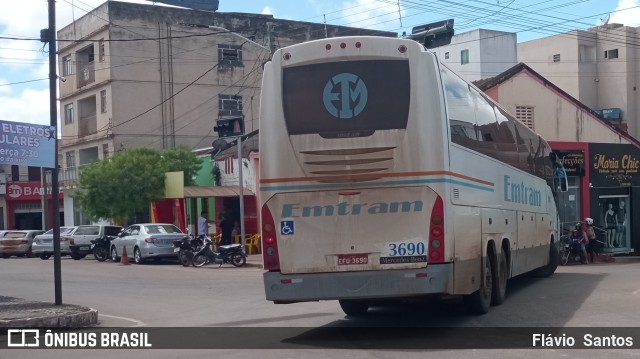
5, 181, 63, 201
589, 143, 640, 187
556, 150, 585, 176
0, 120, 56, 168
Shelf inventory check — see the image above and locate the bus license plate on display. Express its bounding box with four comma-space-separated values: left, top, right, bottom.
337, 253, 368, 265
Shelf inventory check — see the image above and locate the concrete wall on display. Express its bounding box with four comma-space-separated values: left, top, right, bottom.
434, 29, 516, 82
518, 24, 640, 140
490, 70, 632, 145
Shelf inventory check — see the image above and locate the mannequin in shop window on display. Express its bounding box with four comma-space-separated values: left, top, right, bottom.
604, 202, 617, 248
615, 200, 626, 248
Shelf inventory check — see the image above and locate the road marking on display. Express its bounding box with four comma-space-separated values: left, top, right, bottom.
99, 314, 146, 327
632, 288, 640, 297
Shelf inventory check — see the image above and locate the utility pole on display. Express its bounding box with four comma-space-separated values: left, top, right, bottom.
41, 168, 49, 230
237, 135, 245, 248
46, 0, 62, 305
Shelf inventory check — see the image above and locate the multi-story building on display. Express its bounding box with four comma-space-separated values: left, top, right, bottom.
431, 29, 517, 82
518, 23, 640, 139
57, 1, 394, 225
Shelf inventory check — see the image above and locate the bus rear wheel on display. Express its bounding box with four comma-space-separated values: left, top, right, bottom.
491, 250, 508, 306
467, 254, 493, 314
339, 299, 369, 317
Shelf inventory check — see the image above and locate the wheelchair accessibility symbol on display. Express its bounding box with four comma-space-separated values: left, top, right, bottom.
280, 220, 294, 235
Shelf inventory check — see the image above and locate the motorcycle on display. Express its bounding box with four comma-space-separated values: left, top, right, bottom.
560, 237, 585, 265
172, 235, 201, 267
91, 235, 115, 262
191, 238, 246, 268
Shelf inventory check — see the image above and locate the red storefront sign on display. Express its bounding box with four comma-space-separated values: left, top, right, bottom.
5, 181, 63, 201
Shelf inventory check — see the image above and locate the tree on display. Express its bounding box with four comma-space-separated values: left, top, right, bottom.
75, 146, 204, 222
160, 146, 202, 186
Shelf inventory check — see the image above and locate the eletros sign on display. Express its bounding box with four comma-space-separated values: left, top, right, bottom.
0, 120, 56, 168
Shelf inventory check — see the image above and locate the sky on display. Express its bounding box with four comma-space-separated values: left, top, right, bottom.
0, 0, 639, 128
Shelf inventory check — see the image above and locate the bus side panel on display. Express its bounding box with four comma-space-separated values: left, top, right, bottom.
451, 205, 482, 295
514, 211, 537, 276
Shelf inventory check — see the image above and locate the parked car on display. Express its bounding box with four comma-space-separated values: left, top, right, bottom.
32, 227, 78, 260
68, 225, 123, 260
0, 230, 45, 258
111, 223, 186, 264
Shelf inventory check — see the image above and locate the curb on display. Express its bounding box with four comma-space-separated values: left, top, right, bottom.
0, 298, 98, 328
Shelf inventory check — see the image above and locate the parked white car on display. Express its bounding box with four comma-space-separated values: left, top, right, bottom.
32, 227, 78, 260
111, 223, 186, 264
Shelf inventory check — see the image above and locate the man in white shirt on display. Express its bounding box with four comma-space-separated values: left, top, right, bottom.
198, 211, 211, 240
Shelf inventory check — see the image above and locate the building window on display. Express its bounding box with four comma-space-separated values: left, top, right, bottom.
445, 52, 449, 59
218, 44, 243, 66
63, 55, 72, 76
515, 106, 534, 130
553, 54, 560, 62
461, 49, 469, 65
605, 49, 619, 59
64, 103, 74, 124
65, 151, 76, 169
99, 38, 105, 62
102, 144, 109, 159
100, 90, 107, 113
11, 165, 19, 181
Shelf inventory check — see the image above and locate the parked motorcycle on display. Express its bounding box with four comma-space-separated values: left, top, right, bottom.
172, 235, 201, 267
191, 238, 246, 268
560, 237, 585, 265
91, 235, 115, 262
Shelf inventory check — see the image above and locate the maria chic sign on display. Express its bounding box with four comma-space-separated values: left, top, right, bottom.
589, 143, 640, 187
0, 120, 56, 168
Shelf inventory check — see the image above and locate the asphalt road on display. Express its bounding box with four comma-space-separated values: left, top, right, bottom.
1, 255, 639, 358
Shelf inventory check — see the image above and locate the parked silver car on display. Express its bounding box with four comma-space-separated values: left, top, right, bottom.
111, 223, 186, 264
32, 227, 78, 260
0, 230, 45, 258
68, 225, 123, 260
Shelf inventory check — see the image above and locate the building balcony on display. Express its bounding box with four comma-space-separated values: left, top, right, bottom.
78, 114, 98, 137
77, 62, 95, 88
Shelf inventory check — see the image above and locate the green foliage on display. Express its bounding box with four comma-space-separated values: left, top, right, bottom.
76, 147, 200, 222
212, 164, 221, 186
161, 146, 203, 186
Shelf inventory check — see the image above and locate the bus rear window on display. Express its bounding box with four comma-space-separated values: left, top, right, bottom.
282, 60, 410, 138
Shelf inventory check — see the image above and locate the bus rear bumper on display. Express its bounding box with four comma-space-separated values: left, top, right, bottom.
263, 263, 453, 302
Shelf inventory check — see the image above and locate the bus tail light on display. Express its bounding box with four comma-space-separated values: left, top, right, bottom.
262, 204, 281, 271
428, 196, 445, 263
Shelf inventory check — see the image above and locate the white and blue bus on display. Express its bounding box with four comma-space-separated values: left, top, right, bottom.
258, 36, 567, 315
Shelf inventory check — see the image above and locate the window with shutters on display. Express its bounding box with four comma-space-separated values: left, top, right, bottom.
515, 106, 534, 130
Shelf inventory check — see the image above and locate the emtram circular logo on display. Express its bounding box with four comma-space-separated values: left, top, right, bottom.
8, 184, 22, 198
322, 73, 368, 119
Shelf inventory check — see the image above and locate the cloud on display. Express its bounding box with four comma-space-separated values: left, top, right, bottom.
610, 0, 640, 26
262, 6, 274, 15
0, 88, 51, 126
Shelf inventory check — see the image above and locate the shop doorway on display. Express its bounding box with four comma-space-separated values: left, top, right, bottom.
558, 176, 581, 235
599, 195, 631, 253
15, 213, 43, 230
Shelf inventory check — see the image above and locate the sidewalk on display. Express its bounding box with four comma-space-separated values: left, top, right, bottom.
0, 296, 98, 328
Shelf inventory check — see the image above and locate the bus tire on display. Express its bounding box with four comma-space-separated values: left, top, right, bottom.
467, 254, 493, 315
491, 250, 508, 306
533, 243, 559, 278
339, 299, 369, 317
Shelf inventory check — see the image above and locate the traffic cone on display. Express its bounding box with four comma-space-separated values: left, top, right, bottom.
120, 246, 130, 266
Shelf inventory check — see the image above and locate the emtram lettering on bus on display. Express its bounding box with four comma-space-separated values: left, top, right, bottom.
281, 200, 424, 217
503, 175, 542, 207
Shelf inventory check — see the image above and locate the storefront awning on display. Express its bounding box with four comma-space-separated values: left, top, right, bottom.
183, 186, 254, 198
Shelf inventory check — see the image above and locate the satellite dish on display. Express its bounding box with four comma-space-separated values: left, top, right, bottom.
601, 14, 610, 25
211, 139, 227, 156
